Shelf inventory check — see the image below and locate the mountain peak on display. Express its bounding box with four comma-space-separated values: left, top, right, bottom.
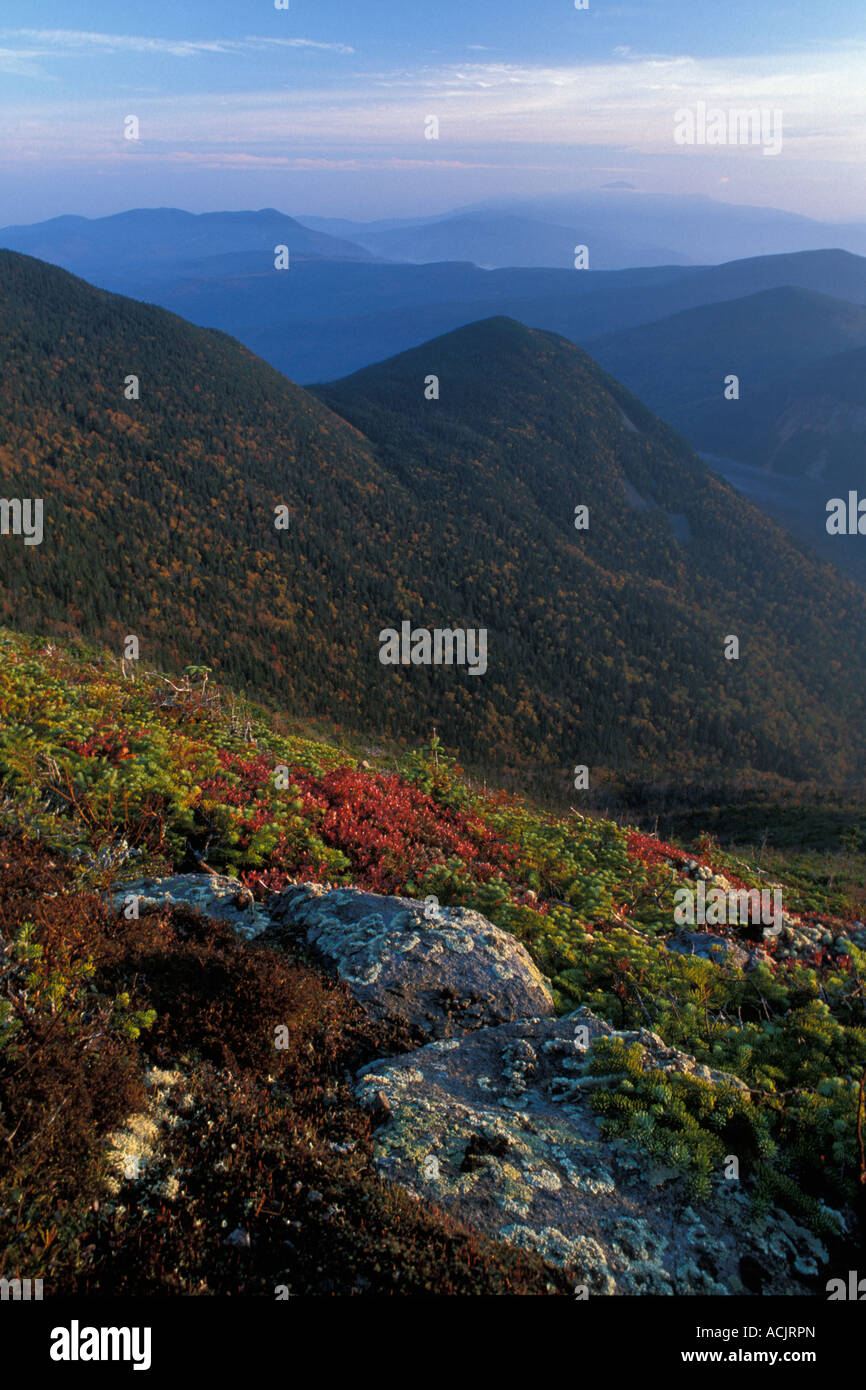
4, 248, 866, 782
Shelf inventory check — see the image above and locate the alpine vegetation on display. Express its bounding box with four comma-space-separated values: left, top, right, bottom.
674, 883, 785, 935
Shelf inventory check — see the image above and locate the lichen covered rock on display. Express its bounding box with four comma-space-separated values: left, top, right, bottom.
109, 873, 271, 940
355, 1007, 830, 1295
266, 884, 555, 1038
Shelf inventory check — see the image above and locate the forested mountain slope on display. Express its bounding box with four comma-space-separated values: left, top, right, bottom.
1, 250, 865, 781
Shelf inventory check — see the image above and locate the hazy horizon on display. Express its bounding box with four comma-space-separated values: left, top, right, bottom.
1, 0, 865, 226
6, 188, 866, 236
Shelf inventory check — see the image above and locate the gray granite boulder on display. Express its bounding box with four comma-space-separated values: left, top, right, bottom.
265, 883, 556, 1038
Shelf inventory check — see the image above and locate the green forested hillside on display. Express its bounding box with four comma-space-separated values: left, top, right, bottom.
587, 286, 866, 439
1, 250, 865, 782
315, 317, 866, 780
693, 342, 866, 483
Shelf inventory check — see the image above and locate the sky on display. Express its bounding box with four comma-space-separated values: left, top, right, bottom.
1, 0, 865, 225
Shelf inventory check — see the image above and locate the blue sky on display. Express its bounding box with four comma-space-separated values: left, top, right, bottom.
1, 0, 864, 224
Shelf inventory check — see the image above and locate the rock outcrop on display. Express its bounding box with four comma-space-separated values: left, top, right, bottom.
265, 884, 556, 1039
109, 874, 271, 940
674, 864, 866, 960
105, 873, 843, 1295
355, 1007, 832, 1295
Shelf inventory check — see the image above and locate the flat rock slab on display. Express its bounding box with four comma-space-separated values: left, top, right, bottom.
109, 874, 271, 940
355, 1007, 831, 1295
265, 884, 556, 1039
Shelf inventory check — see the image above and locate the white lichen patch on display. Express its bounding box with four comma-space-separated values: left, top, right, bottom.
103, 1067, 189, 1196
521, 1163, 562, 1192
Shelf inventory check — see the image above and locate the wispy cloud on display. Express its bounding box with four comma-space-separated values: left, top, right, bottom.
0, 46, 864, 167
166, 152, 538, 172
0, 44, 53, 78
0, 30, 355, 57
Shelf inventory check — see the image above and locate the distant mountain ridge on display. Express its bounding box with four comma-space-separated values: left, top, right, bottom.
0, 207, 378, 284
309, 210, 691, 271
3, 209, 866, 384
582, 284, 866, 585
297, 191, 866, 268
